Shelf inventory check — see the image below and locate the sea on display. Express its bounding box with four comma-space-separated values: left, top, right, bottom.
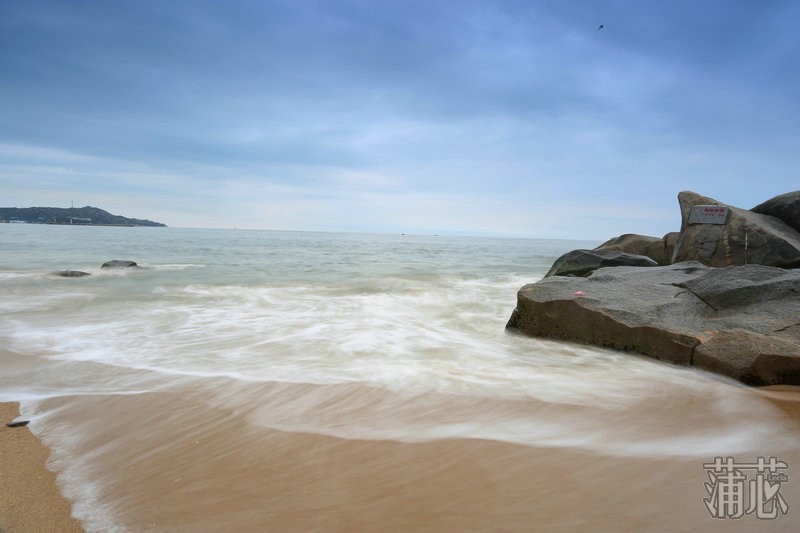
1, 224, 797, 532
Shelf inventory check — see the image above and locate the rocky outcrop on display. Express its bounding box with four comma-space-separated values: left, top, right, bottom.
752, 190, 800, 234
506, 262, 800, 385
54, 270, 91, 277
693, 330, 800, 386
595, 232, 678, 265
671, 191, 800, 268
663, 232, 679, 264
101, 260, 139, 268
544, 249, 658, 278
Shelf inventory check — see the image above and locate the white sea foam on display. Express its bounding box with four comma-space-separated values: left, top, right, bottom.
0, 271, 45, 280
1, 274, 711, 409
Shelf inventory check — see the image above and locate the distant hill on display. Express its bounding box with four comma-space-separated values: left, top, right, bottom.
0, 206, 167, 227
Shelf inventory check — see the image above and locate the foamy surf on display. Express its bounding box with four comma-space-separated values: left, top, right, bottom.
19, 375, 800, 533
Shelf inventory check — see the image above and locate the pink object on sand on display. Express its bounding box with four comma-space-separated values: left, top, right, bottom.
573, 291, 585, 296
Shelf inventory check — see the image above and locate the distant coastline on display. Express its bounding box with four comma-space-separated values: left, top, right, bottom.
0, 206, 166, 227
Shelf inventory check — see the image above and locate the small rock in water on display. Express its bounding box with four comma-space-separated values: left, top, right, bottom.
101, 259, 139, 268
6, 420, 30, 427
55, 270, 91, 277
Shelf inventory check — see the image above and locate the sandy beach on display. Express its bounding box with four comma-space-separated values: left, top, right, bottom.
0, 402, 83, 533
2, 380, 799, 532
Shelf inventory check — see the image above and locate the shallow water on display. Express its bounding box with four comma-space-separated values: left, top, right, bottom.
1, 224, 797, 531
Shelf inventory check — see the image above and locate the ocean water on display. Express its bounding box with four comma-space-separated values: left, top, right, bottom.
1, 224, 797, 532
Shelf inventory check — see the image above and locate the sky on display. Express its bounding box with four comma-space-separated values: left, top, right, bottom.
1, 0, 798, 238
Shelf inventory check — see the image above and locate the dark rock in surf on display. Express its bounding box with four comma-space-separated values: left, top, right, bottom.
544, 249, 658, 278
55, 270, 91, 277
101, 260, 139, 268
6, 420, 30, 427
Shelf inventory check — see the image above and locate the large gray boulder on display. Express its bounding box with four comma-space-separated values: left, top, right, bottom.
751, 190, 800, 234
595, 232, 678, 265
672, 191, 800, 268
544, 249, 658, 278
506, 262, 800, 385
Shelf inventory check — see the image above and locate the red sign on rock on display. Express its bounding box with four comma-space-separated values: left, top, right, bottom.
689, 205, 729, 224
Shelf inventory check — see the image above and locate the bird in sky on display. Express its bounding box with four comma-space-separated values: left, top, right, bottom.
598, 24, 604, 30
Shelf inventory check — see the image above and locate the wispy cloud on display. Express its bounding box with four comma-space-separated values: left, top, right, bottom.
1, 0, 798, 237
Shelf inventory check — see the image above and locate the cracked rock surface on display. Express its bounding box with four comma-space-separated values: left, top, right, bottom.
506, 262, 800, 385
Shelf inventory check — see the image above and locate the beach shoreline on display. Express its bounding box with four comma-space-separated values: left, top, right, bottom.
2, 383, 799, 532
0, 402, 84, 533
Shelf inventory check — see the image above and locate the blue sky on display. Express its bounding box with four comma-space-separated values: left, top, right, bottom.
1, 0, 798, 238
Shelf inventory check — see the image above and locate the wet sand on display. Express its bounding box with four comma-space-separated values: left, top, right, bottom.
2, 340, 800, 533
756, 385, 800, 420
8, 382, 798, 532
0, 402, 84, 533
